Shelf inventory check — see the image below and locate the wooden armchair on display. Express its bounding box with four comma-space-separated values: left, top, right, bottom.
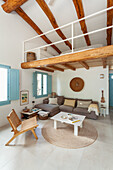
5, 109, 38, 146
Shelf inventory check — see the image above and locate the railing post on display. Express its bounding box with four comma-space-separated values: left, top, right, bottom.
72, 23, 74, 53
22, 41, 25, 62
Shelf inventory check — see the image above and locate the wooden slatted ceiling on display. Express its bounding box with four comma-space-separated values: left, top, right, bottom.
35, 67, 54, 72
21, 45, 113, 69
47, 66, 64, 72
107, 0, 113, 45
35, 0, 72, 50
61, 63, 76, 71
79, 61, 89, 70
72, 0, 91, 46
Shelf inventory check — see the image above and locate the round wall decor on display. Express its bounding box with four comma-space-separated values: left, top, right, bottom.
70, 77, 84, 92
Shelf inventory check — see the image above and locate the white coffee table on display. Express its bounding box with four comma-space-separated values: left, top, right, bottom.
51, 112, 86, 136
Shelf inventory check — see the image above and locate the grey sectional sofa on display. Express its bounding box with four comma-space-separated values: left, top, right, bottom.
35, 96, 98, 120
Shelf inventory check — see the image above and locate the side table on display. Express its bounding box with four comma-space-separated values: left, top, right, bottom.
21, 108, 41, 119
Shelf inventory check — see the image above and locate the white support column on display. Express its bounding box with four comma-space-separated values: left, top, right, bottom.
22, 41, 25, 63
74, 126, 78, 136
72, 23, 74, 53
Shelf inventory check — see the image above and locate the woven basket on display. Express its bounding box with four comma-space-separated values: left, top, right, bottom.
38, 115, 48, 120
27, 52, 36, 62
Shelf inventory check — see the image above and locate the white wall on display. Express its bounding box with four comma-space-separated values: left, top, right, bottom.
53, 66, 109, 114
0, 5, 46, 127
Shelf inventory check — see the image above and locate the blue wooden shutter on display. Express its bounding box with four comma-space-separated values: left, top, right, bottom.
47, 75, 52, 95
33, 72, 37, 97
9, 69, 19, 100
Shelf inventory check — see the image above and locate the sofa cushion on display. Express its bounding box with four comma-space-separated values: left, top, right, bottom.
59, 105, 73, 112
77, 100, 91, 109
35, 104, 59, 113
57, 96, 64, 105
73, 107, 89, 114
43, 98, 49, 104
73, 107, 98, 119
64, 99, 76, 107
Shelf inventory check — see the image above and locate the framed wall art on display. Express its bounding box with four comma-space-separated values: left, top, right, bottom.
20, 90, 29, 106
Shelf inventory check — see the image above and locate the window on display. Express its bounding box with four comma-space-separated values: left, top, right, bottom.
0, 64, 19, 106
0, 65, 10, 105
33, 72, 52, 98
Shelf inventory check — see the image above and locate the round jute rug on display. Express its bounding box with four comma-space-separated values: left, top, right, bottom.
42, 120, 98, 149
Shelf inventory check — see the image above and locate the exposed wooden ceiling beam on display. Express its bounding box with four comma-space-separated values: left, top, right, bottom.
35, 0, 72, 50
79, 61, 89, 70
107, 0, 113, 45
61, 63, 76, 71
72, 0, 91, 46
102, 58, 107, 68
2, 0, 28, 13
47, 66, 64, 72
35, 67, 54, 72
21, 45, 113, 69
15, 7, 61, 54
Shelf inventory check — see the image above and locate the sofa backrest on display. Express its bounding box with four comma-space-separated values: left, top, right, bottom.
43, 96, 98, 107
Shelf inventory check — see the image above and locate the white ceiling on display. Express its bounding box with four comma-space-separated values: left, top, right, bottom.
6, 0, 113, 53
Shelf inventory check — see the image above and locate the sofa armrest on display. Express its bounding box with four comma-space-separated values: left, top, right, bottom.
43, 98, 49, 104
92, 101, 99, 105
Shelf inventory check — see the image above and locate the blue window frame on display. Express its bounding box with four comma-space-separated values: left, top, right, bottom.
33, 71, 52, 98
0, 64, 11, 106
0, 64, 19, 106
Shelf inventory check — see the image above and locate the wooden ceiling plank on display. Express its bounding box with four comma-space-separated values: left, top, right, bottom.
61, 63, 76, 71
47, 66, 64, 72
35, 0, 72, 49
2, 0, 28, 13
72, 0, 91, 46
102, 58, 107, 68
21, 45, 113, 69
79, 61, 89, 69
107, 0, 113, 45
15, 7, 61, 54
35, 67, 54, 72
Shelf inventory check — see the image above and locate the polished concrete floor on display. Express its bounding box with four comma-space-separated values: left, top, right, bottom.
0, 114, 113, 170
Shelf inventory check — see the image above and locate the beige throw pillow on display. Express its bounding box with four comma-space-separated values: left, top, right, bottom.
64, 99, 76, 107
49, 98, 57, 105
77, 100, 91, 108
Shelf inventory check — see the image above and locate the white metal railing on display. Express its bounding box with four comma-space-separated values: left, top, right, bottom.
23, 6, 113, 62
24, 25, 113, 53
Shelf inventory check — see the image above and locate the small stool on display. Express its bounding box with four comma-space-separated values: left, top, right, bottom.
38, 111, 49, 120
100, 106, 106, 117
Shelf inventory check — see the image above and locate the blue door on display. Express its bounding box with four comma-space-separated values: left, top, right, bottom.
109, 73, 113, 106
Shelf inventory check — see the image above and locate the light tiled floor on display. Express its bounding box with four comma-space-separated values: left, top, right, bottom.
0, 115, 113, 170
